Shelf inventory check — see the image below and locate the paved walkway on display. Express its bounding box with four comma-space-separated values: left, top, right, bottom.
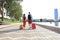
0, 23, 21, 29
0, 23, 60, 40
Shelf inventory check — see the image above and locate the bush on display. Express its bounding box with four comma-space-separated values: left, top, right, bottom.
0, 17, 20, 23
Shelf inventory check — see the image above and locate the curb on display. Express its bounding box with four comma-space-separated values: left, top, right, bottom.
35, 23, 60, 34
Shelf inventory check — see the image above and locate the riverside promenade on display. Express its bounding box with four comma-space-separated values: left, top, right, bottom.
0, 22, 60, 40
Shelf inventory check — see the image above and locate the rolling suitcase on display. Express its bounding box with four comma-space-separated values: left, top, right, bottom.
32, 23, 36, 29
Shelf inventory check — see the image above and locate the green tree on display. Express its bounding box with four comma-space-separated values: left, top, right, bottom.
4, 0, 23, 20
0, 0, 23, 21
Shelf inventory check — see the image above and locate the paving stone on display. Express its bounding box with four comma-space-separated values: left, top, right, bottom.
0, 23, 60, 40
0, 37, 12, 40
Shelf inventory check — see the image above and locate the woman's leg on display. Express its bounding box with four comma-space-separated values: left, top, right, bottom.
23, 20, 25, 27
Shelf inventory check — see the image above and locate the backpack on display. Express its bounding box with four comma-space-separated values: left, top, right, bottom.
28, 15, 31, 20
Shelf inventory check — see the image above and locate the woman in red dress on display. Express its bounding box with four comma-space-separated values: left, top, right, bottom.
23, 14, 26, 27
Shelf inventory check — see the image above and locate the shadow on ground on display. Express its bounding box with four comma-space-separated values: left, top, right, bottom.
0, 28, 34, 34
0, 29, 19, 34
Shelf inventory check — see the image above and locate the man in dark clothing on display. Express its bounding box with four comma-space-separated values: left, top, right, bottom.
28, 12, 32, 27
28, 14, 31, 20
28, 12, 32, 20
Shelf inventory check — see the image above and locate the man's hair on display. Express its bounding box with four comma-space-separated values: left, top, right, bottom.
29, 12, 30, 14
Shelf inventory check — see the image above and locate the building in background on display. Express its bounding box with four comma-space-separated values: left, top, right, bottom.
54, 8, 58, 26
54, 8, 58, 21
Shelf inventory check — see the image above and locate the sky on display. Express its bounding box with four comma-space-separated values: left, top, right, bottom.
21, 0, 60, 19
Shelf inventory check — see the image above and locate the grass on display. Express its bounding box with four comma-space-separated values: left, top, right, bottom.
0, 18, 20, 24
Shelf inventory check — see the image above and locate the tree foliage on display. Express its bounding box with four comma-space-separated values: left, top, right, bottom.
4, 0, 23, 20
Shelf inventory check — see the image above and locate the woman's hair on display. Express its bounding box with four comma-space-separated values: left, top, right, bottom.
23, 14, 26, 20
23, 14, 25, 15
23, 14, 25, 17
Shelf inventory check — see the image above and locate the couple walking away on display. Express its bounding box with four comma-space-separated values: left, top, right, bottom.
23, 12, 32, 27
20, 12, 33, 30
